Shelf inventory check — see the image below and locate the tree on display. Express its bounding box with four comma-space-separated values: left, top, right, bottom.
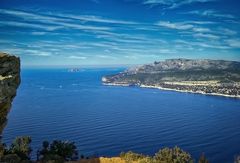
38, 140, 78, 162
8, 136, 32, 160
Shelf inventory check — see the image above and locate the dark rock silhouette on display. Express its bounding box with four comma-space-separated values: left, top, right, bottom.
0, 52, 20, 134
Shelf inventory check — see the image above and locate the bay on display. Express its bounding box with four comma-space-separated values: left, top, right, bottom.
2, 68, 240, 163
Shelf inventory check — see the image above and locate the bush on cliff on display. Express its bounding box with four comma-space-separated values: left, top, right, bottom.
0, 136, 32, 162
120, 151, 146, 162
120, 146, 194, 163
154, 146, 193, 163
0, 136, 211, 163
38, 140, 78, 162
8, 136, 32, 160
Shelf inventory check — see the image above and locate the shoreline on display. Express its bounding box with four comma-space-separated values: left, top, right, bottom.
103, 83, 240, 99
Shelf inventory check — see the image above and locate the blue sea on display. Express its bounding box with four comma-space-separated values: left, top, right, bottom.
2, 68, 240, 163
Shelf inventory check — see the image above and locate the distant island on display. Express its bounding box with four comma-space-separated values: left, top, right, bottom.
102, 59, 240, 98
68, 68, 81, 72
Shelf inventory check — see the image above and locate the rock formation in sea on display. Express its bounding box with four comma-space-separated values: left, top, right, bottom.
0, 52, 20, 134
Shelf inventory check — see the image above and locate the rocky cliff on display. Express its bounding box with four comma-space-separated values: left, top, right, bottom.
0, 52, 20, 133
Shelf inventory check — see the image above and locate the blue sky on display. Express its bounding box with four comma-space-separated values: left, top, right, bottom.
0, 0, 239, 66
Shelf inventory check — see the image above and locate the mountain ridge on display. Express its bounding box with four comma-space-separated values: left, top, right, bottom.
102, 59, 240, 98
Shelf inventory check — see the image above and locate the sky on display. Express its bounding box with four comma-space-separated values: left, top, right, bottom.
0, 0, 240, 66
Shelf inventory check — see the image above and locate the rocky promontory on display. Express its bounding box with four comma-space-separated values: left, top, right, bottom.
0, 52, 20, 133
102, 59, 240, 98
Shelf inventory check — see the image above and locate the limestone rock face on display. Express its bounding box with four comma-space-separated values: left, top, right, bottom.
0, 52, 20, 132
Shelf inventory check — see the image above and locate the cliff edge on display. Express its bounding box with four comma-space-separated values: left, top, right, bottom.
0, 52, 20, 133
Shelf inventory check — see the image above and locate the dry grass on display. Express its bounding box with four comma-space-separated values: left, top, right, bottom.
68, 157, 127, 163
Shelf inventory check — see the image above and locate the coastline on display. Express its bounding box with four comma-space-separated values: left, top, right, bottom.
103, 83, 240, 99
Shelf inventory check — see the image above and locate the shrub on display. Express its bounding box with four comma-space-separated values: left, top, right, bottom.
8, 136, 32, 160
1, 154, 21, 163
120, 151, 146, 162
154, 146, 193, 163
39, 153, 65, 163
120, 147, 194, 163
38, 140, 78, 161
0, 143, 6, 158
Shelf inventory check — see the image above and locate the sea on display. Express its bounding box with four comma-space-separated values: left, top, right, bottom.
2, 68, 240, 163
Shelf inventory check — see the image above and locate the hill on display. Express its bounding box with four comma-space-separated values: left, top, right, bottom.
102, 59, 240, 98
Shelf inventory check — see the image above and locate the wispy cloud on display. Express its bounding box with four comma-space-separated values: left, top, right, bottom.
155, 20, 238, 41
174, 39, 231, 49
142, 0, 172, 5
55, 21, 111, 31
0, 9, 66, 23
21, 49, 52, 56
218, 28, 237, 36
192, 27, 211, 33
96, 32, 166, 45
0, 4, 239, 64
156, 21, 218, 33
56, 14, 138, 25
142, 0, 216, 9
68, 56, 87, 59
225, 39, 240, 48
0, 20, 62, 31
156, 21, 193, 30
0, 9, 116, 32
186, 10, 236, 19
193, 33, 220, 39
0, 8, 138, 32
156, 21, 214, 34
31, 32, 47, 35
97, 55, 117, 59
184, 21, 216, 25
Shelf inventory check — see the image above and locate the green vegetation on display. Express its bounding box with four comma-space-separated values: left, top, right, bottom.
154, 146, 193, 163
0, 136, 32, 162
37, 140, 78, 162
120, 146, 194, 163
0, 137, 210, 163
120, 151, 147, 162
8, 136, 240, 163
0, 136, 78, 163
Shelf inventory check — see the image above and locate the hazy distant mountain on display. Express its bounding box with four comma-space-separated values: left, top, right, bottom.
102, 59, 240, 97
134, 59, 240, 72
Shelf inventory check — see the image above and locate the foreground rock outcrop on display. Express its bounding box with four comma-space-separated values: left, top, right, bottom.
102, 59, 240, 98
0, 52, 20, 133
